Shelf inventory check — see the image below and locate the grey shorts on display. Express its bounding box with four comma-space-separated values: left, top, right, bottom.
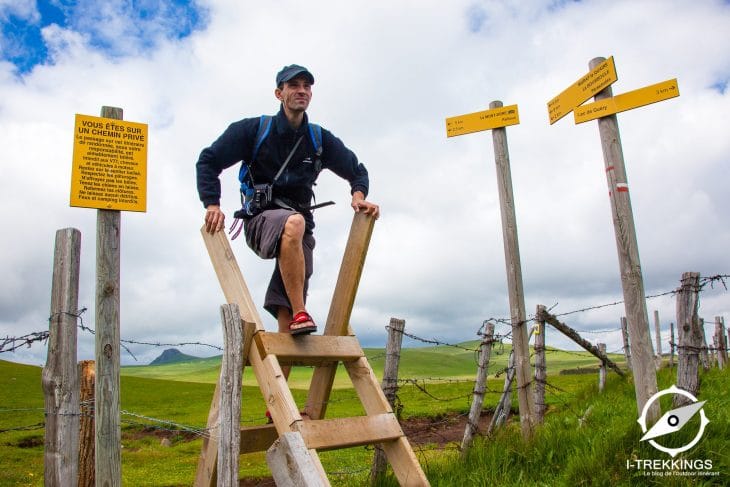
243, 208, 315, 318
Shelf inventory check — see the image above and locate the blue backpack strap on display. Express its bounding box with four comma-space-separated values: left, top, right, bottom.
238, 115, 273, 193
308, 123, 323, 174
307, 123, 323, 155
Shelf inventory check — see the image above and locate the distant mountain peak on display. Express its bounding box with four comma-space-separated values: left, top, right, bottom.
149, 348, 199, 365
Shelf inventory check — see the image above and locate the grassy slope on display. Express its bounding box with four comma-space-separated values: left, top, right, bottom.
119, 342, 619, 388
3, 348, 721, 487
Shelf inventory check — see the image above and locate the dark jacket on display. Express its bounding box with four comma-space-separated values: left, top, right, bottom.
196, 106, 369, 232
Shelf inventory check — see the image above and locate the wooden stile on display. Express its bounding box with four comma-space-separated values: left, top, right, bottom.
196, 213, 429, 486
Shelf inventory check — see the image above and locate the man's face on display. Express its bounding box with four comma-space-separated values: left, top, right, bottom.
276, 76, 312, 113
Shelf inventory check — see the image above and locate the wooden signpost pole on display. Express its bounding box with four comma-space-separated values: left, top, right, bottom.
489, 100, 535, 439
95, 106, 123, 487
588, 57, 659, 422
445, 100, 533, 439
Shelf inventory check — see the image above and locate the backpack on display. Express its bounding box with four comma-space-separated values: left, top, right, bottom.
237, 115, 323, 201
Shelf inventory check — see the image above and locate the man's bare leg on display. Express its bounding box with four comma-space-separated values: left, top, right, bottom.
278, 213, 314, 332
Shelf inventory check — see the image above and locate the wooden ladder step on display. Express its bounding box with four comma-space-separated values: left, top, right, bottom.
254, 332, 365, 366
297, 413, 404, 451
238, 423, 278, 454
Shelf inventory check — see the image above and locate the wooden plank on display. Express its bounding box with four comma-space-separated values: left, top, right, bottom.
296, 414, 403, 451
42, 228, 81, 487
198, 228, 313, 484
255, 333, 364, 365
239, 424, 278, 454
267, 432, 327, 487
194, 375, 221, 486
201, 227, 265, 330
305, 213, 375, 420
344, 357, 430, 486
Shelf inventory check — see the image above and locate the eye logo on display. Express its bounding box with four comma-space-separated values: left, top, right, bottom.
637, 385, 710, 458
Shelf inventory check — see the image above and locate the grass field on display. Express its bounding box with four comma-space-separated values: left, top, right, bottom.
1, 344, 725, 486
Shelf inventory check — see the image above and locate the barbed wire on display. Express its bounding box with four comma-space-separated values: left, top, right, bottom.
3, 273, 726, 360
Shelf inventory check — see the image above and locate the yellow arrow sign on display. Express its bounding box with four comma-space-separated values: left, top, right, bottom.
446, 104, 519, 138
573, 78, 679, 124
547, 56, 617, 125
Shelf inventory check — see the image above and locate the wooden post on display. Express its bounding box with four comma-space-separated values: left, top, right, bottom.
371, 318, 405, 481
488, 351, 515, 435
620, 317, 631, 370
698, 318, 710, 371
78, 360, 95, 487
267, 432, 326, 487
539, 310, 625, 377
714, 317, 725, 370
669, 323, 675, 368
653, 310, 663, 369
218, 304, 243, 487
95, 105, 123, 487
716, 316, 728, 369
305, 212, 375, 420
43, 228, 81, 487
489, 100, 534, 439
590, 57, 658, 421
675, 272, 702, 407
534, 306, 547, 424
460, 322, 495, 456
598, 343, 607, 393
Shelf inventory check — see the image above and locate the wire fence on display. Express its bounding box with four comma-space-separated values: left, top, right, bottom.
1, 273, 727, 482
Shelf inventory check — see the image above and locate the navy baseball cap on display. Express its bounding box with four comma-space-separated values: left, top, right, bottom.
276, 64, 314, 86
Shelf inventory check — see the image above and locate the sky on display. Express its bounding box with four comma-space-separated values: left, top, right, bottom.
1, 0, 729, 367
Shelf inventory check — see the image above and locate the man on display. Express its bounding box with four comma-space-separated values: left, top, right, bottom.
197, 64, 379, 338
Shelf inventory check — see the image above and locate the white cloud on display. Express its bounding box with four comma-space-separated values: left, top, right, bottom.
1, 0, 729, 366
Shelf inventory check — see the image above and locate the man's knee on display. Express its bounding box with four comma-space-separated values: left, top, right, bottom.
282, 213, 305, 242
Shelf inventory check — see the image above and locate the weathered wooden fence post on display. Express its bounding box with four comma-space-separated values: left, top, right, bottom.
598, 343, 607, 393
698, 318, 710, 371
371, 318, 405, 481
490, 100, 535, 439
590, 56, 659, 421
620, 317, 631, 371
653, 310, 663, 369
43, 228, 81, 487
95, 106, 123, 486
669, 322, 675, 368
716, 316, 727, 370
218, 304, 243, 487
534, 306, 547, 424
487, 350, 515, 435
460, 322, 495, 456
675, 272, 702, 407
78, 360, 95, 487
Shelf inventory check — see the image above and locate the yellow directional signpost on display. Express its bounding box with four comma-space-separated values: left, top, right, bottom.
446, 104, 519, 137
573, 78, 679, 124
444, 100, 536, 439
70, 113, 148, 212
547, 56, 617, 124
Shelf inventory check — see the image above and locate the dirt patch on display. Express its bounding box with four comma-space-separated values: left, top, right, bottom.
124, 413, 496, 485
400, 411, 494, 447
